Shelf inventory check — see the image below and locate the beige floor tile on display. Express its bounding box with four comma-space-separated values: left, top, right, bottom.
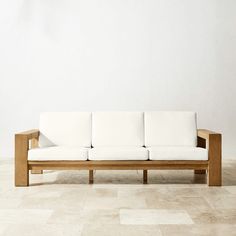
0, 224, 82, 236
0, 209, 53, 224
47, 209, 84, 224
204, 195, 236, 210
146, 195, 212, 211
160, 224, 236, 236
19, 196, 85, 210
120, 209, 193, 225
82, 224, 162, 236
223, 186, 236, 195
0, 198, 22, 209
84, 196, 147, 210
188, 209, 236, 224
82, 209, 120, 225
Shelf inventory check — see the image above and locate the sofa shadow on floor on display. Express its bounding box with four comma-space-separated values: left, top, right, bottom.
29, 170, 210, 186
28, 161, 236, 186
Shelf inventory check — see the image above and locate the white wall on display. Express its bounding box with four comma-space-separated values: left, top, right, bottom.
0, 0, 236, 158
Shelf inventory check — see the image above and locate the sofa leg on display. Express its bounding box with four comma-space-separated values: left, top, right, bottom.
15, 166, 29, 187
31, 170, 43, 174
208, 134, 222, 186
89, 170, 94, 184
143, 170, 148, 184
194, 170, 206, 174
15, 135, 29, 187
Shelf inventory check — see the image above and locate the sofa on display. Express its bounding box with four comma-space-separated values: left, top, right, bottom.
15, 111, 222, 187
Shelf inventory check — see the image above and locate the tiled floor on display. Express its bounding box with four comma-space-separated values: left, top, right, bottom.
0, 159, 236, 236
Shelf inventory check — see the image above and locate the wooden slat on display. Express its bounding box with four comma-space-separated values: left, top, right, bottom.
28, 160, 208, 171
89, 170, 94, 184
143, 170, 148, 184
194, 169, 207, 174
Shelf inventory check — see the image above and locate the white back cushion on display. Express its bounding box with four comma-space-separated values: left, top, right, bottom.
39, 112, 91, 147
145, 111, 197, 147
92, 112, 144, 147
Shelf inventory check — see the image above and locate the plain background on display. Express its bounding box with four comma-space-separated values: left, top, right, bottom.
0, 0, 235, 158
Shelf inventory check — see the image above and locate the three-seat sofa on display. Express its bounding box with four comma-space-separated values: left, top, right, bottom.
15, 111, 222, 187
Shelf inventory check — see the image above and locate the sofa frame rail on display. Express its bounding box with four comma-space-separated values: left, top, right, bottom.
15, 129, 221, 187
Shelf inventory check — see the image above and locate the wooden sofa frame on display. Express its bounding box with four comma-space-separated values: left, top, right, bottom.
15, 129, 222, 187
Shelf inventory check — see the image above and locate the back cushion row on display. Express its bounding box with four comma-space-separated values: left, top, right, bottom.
39, 112, 197, 148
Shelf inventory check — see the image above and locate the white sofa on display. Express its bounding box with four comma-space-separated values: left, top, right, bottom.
15, 111, 222, 186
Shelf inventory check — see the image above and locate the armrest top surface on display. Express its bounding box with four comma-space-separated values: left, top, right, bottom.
197, 129, 221, 140
15, 129, 39, 139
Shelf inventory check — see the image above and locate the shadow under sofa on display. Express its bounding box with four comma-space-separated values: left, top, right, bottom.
15, 111, 222, 187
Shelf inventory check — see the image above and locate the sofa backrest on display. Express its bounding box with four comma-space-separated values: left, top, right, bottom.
144, 111, 197, 147
92, 112, 144, 147
39, 112, 92, 147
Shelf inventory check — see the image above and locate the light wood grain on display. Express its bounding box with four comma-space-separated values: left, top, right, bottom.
15, 135, 29, 186
28, 160, 208, 170
30, 138, 43, 174
15, 130, 39, 186
197, 129, 222, 186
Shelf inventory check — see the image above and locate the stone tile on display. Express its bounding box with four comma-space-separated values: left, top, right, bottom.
84, 196, 147, 210
224, 186, 236, 195
120, 209, 193, 225
82, 209, 120, 225
0, 209, 53, 224
0, 224, 82, 236
188, 209, 236, 224
86, 188, 118, 198
19, 196, 85, 210
204, 195, 236, 210
0, 198, 22, 209
81, 224, 162, 236
160, 224, 236, 236
47, 209, 84, 224
146, 195, 212, 211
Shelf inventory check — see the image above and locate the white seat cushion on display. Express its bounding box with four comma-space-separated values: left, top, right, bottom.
145, 111, 197, 147
148, 147, 208, 160
28, 147, 88, 161
92, 112, 144, 147
39, 112, 92, 147
88, 147, 148, 160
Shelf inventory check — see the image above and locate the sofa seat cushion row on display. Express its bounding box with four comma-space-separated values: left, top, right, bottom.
28, 147, 208, 161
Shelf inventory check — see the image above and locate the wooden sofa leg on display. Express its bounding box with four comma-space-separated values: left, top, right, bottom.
89, 170, 94, 184
194, 170, 206, 174
143, 170, 148, 184
208, 134, 222, 186
31, 170, 43, 174
15, 134, 29, 187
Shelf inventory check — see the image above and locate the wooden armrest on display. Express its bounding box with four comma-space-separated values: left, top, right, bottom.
15, 129, 39, 186
15, 129, 39, 140
197, 129, 222, 186
197, 129, 221, 140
